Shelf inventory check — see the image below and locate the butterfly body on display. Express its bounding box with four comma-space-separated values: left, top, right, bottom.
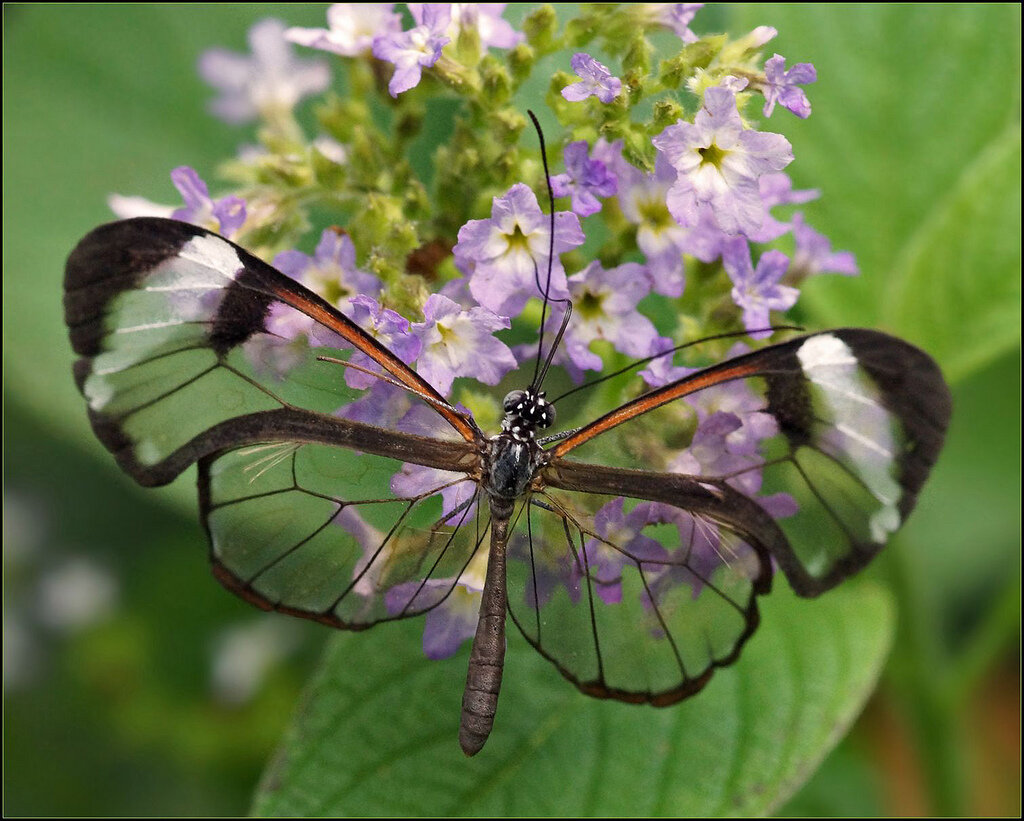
65, 217, 951, 756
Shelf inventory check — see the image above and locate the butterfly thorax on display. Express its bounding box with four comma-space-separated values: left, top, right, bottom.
484, 388, 554, 510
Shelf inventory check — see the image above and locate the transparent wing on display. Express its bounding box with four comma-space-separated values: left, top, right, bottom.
64, 217, 478, 487
199, 439, 491, 629
505, 485, 772, 703
547, 330, 951, 596
65, 217, 488, 630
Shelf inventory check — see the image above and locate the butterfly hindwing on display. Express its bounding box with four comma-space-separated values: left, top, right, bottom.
505, 479, 773, 704
199, 439, 488, 630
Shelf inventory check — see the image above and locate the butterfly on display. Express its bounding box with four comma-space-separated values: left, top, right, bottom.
64, 215, 951, 756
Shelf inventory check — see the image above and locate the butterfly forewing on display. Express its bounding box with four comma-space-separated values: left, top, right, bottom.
64, 217, 478, 487
547, 330, 952, 598
505, 489, 770, 703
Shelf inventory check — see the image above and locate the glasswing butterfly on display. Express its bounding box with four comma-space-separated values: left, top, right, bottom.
64, 141, 951, 755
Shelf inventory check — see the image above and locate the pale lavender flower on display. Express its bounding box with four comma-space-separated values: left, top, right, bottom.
616, 155, 689, 295
562, 53, 622, 103
198, 18, 330, 124
337, 381, 412, 428
372, 4, 451, 97
671, 410, 798, 520
650, 3, 704, 42
590, 137, 630, 181
385, 549, 488, 659
344, 507, 393, 601
411, 294, 517, 396
287, 4, 401, 56
617, 154, 733, 291
343, 295, 421, 390
790, 213, 859, 277
639, 336, 697, 388
391, 462, 478, 521
759, 172, 819, 209
274, 229, 381, 311
722, 238, 798, 339
170, 166, 247, 238
762, 54, 816, 119
682, 343, 778, 455
652, 86, 793, 237
572, 498, 670, 605
443, 3, 524, 49
554, 262, 659, 373
736, 25, 778, 52
550, 141, 618, 217
454, 183, 583, 316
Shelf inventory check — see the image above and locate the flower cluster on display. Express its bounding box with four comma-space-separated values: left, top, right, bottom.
111, 5, 855, 661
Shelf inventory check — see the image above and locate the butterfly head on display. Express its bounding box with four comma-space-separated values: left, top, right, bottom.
501, 388, 555, 441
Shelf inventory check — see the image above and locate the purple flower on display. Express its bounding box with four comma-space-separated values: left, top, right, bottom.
170, 166, 247, 238
508, 529, 581, 609
790, 213, 859, 277
762, 54, 817, 119
274, 229, 381, 311
287, 4, 401, 56
743, 171, 821, 243
646, 507, 737, 602
550, 141, 618, 217
681, 344, 778, 455
372, 4, 451, 97
759, 172, 819, 209
639, 336, 697, 388
573, 498, 670, 604
385, 549, 488, 659
722, 238, 798, 339
410, 294, 517, 396
562, 53, 622, 104
617, 155, 690, 295
391, 462, 478, 522
343, 296, 421, 390
337, 381, 412, 428
454, 183, 584, 317
342, 507, 390, 600
647, 3, 704, 42
553, 261, 659, 373
198, 18, 330, 124
670, 410, 798, 523
652, 86, 793, 237
445, 3, 524, 49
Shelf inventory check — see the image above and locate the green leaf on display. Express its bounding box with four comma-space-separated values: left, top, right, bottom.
882, 126, 1021, 382
729, 5, 1021, 376
252, 583, 894, 817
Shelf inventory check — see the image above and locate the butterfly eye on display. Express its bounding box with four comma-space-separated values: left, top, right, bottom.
539, 402, 556, 428
503, 390, 526, 413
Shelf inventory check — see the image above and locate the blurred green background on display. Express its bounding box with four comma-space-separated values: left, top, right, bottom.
3, 4, 1020, 816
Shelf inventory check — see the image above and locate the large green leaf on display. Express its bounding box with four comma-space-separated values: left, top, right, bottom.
252, 583, 893, 817
882, 126, 1021, 382
732, 4, 1021, 374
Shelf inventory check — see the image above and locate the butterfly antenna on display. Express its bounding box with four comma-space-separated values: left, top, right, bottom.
550, 325, 805, 404
527, 109, 572, 391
